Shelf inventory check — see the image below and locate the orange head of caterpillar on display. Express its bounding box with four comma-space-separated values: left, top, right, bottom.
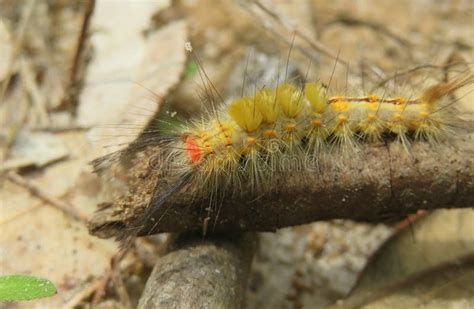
185, 136, 202, 164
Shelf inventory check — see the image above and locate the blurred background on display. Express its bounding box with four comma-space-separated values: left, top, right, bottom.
0, 0, 473, 308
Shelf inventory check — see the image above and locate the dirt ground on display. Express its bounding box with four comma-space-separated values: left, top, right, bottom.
1, 0, 473, 308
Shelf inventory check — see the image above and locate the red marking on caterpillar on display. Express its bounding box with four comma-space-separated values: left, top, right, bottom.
185, 136, 202, 163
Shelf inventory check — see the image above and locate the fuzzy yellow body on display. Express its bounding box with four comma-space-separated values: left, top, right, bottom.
166, 76, 470, 190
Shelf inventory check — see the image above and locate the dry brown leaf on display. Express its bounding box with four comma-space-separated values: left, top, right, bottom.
78, 15, 187, 157
77, 0, 171, 126
0, 4, 188, 306
361, 256, 474, 308
101, 19, 188, 155
0, 19, 12, 81
1, 130, 69, 171
333, 209, 474, 308
0, 132, 117, 308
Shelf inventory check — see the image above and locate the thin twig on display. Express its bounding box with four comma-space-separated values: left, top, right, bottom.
0, 1, 37, 160
91, 248, 130, 306
28, 124, 90, 132
63, 277, 105, 309
110, 251, 133, 309
320, 14, 412, 48
5, 171, 87, 222
59, 0, 95, 114
20, 57, 49, 125
371, 62, 472, 91
0, 0, 36, 105
242, 0, 349, 67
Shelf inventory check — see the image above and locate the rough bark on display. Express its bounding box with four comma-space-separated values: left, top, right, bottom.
137, 233, 257, 309
89, 133, 474, 238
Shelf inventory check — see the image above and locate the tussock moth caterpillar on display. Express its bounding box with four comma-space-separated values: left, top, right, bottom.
89, 46, 474, 242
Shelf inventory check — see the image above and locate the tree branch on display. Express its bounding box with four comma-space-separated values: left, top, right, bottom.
89, 133, 474, 238
137, 233, 257, 309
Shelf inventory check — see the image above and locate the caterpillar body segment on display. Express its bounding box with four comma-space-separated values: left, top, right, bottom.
165, 77, 470, 192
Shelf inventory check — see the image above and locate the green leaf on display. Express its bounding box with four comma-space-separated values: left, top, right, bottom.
182, 62, 198, 79
0, 275, 57, 301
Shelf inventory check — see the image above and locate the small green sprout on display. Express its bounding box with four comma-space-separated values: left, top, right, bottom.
182, 62, 198, 79
0, 275, 57, 301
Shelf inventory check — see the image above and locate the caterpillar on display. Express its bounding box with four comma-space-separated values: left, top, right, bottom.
163, 71, 472, 188
91, 47, 473, 241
